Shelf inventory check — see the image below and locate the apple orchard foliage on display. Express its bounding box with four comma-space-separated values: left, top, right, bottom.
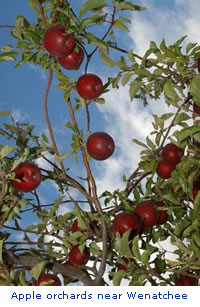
0, 0, 200, 286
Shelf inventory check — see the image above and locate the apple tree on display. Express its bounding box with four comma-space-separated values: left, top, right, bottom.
0, 0, 200, 286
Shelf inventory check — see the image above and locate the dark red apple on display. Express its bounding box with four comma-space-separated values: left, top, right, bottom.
71, 219, 87, 233
156, 159, 176, 179
34, 273, 61, 286
11, 162, 42, 193
192, 182, 200, 200
197, 58, 200, 73
175, 274, 198, 286
162, 143, 184, 164
118, 257, 133, 271
77, 74, 103, 99
58, 45, 84, 70
112, 212, 141, 237
193, 103, 200, 115
155, 201, 168, 225
43, 25, 75, 57
68, 246, 90, 265
86, 132, 115, 161
134, 200, 158, 229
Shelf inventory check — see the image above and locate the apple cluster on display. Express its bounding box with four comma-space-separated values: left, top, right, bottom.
156, 143, 184, 179
34, 219, 90, 286
112, 200, 168, 270
43, 25, 115, 161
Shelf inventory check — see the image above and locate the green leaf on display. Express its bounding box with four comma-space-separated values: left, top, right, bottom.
193, 190, 200, 214
164, 80, 179, 106
176, 125, 200, 142
173, 112, 190, 126
141, 250, 151, 266
1, 45, 13, 53
0, 52, 18, 62
121, 73, 132, 86
23, 29, 41, 44
155, 257, 166, 274
118, 230, 133, 257
86, 33, 108, 52
30, 261, 47, 280
90, 242, 101, 256
12, 15, 30, 39
131, 235, 141, 260
117, 2, 146, 12
0, 145, 17, 159
112, 270, 126, 286
113, 20, 129, 31
56, 149, 76, 162
186, 42, 197, 54
79, 0, 107, 18
65, 122, 78, 133
118, 16, 131, 25
41, 132, 49, 144
0, 110, 11, 116
146, 136, 155, 149
129, 80, 142, 101
79, 15, 105, 32
132, 139, 148, 148
99, 49, 122, 67
190, 75, 200, 105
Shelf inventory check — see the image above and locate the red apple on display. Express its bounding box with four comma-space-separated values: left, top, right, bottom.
197, 58, 200, 73
193, 103, 200, 115
162, 143, 184, 164
86, 132, 115, 161
112, 212, 141, 237
68, 246, 90, 265
71, 219, 87, 233
11, 162, 42, 193
77, 74, 103, 99
155, 201, 168, 225
34, 273, 61, 286
43, 25, 75, 57
192, 182, 200, 200
156, 159, 176, 179
118, 257, 133, 271
58, 45, 84, 70
134, 200, 158, 229
175, 274, 198, 286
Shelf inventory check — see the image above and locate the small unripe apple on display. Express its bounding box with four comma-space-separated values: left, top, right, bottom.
11, 162, 42, 193
71, 219, 87, 233
175, 274, 198, 286
112, 212, 141, 237
86, 132, 115, 161
155, 201, 168, 225
68, 246, 90, 265
134, 200, 158, 229
193, 103, 200, 115
156, 159, 176, 179
77, 74, 103, 99
43, 25, 75, 57
34, 273, 61, 286
162, 143, 184, 164
58, 46, 84, 70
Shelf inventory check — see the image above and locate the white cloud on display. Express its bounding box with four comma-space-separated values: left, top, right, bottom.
11, 108, 30, 123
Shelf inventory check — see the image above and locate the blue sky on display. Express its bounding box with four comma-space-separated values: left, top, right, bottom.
1, 0, 200, 285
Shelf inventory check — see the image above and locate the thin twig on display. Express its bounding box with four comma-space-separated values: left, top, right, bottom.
66, 98, 108, 285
